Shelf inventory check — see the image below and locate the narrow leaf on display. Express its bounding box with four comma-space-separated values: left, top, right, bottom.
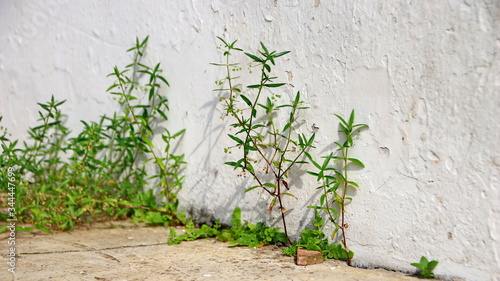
274, 51, 290, 58
264, 83, 286, 88
142, 138, 154, 148
348, 109, 355, 126
335, 114, 349, 128
240, 95, 252, 107
245, 185, 260, 192
348, 158, 365, 168
260, 42, 269, 54
263, 183, 277, 189
245, 53, 263, 62
228, 134, 244, 145
282, 192, 297, 199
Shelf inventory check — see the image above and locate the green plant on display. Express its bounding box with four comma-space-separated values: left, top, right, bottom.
306, 109, 368, 265
213, 37, 315, 243
106, 36, 186, 214
168, 220, 222, 245
282, 210, 353, 260
411, 256, 439, 279
0, 36, 185, 232
168, 207, 288, 248
216, 207, 288, 247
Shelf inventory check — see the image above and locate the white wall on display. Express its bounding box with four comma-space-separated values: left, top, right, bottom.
1, 1, 499, 280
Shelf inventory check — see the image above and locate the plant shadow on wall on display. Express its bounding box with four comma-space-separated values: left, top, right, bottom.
212, 37, 316, 244
0, 36, 186, 232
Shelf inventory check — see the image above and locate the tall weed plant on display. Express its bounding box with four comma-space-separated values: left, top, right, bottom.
213, 38, 315, 243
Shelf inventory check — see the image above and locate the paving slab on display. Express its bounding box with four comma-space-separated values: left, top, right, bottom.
0, 221, 419, 281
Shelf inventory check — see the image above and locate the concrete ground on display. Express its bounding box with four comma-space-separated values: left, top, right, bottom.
0, 221, 421, 281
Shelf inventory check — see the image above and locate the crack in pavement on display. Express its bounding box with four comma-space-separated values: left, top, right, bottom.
20, 241, 169, 255
18, 237, 171, 263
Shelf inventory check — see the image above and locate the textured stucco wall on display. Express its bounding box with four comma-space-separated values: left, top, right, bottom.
1, 1, 499, 280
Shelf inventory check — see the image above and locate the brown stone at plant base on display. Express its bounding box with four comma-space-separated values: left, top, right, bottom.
296, 247, 324, 266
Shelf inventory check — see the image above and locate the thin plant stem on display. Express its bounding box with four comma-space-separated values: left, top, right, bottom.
340, 145, 351, 266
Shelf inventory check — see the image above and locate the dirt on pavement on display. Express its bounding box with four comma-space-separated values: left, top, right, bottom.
0, 221, 420, 281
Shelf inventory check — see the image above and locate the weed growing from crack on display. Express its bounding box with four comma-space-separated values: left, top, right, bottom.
305, 109, 368, 265
212, 37, 315, 243
411, 256, 439, 279
0, 36, 185, 232
106, 36, 186, 214
168, 207, 287, 248
282, 210, 353, 260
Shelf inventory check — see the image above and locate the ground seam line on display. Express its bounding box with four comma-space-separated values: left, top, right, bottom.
19, 242, 170, 255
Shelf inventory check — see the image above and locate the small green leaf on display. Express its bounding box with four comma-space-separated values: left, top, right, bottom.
171, 129, 186, 138
231, 207, 242, 225
106, 84, 119, 92
353, 123, 369, 129
263, 183, 277, 188
225, 161, 241, 169
282, 192, 297, 199
142, 138, 154, 148
217, 36, 228, 46
282, 123, 291, 132
306, 171, 320, 177
348, 109, 355, 126
263, 83, 286, 88
240, 95, 253, 107
35, 225, 52, 233
274, 50, 290, 58
245, 185, 260, 192
246, 161, 255, 173
348, 158, 365, 167
251, 124, 265, 130
158, 110, 169, 120
228, 134, 244, 145
260, 42, 269, 54
427, 260, 439, 271
245, 53, 263, 62
294, 91, 301, 106
334, 114, 349, 128
347, 181, 359, 188
411, 263, 425, 270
